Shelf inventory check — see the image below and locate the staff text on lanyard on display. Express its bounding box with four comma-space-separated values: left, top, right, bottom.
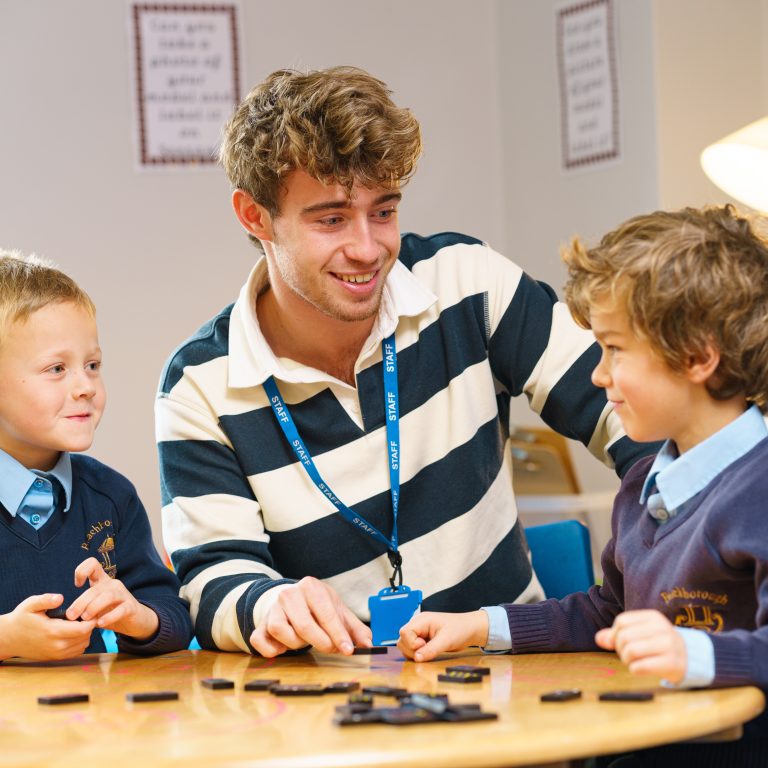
263, 334, 403, 587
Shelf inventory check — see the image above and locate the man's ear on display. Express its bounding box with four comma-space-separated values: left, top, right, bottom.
686, 342, 721, 384
232, 189, 274, 241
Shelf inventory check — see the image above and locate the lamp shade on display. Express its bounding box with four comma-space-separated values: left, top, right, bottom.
700, 116, 768, 213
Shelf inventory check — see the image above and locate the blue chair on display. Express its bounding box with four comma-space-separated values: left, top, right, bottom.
525, 519, 595, 599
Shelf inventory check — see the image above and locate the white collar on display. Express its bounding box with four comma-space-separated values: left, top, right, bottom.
227, 257, 436, 388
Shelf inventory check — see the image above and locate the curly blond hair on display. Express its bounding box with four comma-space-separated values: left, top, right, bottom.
562, 205, 768, 409
220, 66, 422, 243
0, 250, 95, 343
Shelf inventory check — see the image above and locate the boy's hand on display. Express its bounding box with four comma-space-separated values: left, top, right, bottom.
250, 577, 372, 657
67, 558, 159, 641
595, 609, 688, 683
397, 610, 489, 662
0, 593, 96, 660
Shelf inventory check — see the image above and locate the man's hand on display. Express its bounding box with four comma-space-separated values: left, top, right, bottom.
66, 558, 159, 641
397, 610, 489, 662
0, 593, 96, 661
595, 609, 688, 683
249, 577, 372, 657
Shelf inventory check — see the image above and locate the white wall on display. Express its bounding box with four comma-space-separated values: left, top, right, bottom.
497, 0, 659, 291
0, 0, 505, 546
653, 0, 768, 209
496, 0, 768, 493
2, 0, 768, 545
764, 0, 768, 108
496, 0, 658, 493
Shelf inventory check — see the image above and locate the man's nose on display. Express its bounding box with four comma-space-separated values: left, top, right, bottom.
343, 219, 380, 264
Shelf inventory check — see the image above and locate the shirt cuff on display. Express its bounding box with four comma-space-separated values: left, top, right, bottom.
663, 628, 715, 688
480, 606, 512, 652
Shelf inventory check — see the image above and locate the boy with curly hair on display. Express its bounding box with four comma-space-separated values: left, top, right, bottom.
399, 205, 768, 765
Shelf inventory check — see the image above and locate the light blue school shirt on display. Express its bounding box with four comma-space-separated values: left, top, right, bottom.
484, 404, 768, 688
0, 449, 73, 529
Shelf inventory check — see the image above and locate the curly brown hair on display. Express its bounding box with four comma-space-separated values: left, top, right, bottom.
220, 66, 422, 230
562, 205, 768, 409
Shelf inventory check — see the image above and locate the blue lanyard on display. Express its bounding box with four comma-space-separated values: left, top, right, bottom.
263, 334, 403, 587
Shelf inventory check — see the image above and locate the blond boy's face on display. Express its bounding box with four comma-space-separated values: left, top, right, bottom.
589, 296, 701, 453
0, 301, 105, 471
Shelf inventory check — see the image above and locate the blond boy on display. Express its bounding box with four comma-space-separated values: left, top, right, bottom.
0, 252, 192, 659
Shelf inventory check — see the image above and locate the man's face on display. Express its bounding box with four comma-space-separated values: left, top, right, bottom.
0, 301, 105, 470
264, 170, 402, 324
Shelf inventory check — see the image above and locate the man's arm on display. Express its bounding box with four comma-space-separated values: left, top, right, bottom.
156, 371, 371, 655
157, 387, 294, 652
483, 248, 657, 476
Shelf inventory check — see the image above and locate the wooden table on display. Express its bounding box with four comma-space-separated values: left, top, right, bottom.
0, 649, 762, 768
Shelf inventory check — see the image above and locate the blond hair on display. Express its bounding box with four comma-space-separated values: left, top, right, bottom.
562, 205, 768, 409
0, 250, 95, 341
220, 66, 422, 246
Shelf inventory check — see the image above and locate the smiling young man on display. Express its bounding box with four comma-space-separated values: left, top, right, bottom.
156, 66, 652, 658
236, 171, 403, 385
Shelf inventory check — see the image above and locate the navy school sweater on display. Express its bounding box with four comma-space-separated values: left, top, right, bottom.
506, 436, 768, 743
0, 454, 193, 655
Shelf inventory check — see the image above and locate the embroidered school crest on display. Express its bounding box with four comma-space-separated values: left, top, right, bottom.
97, 535, 117, 578
80, 520, 117, 578
661, 586, 727, 634
673, 604, 724, 633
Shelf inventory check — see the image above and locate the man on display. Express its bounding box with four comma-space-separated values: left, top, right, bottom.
156, 66, 649, 657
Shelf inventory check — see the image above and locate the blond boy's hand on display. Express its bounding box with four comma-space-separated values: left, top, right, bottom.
67, 557, 159, 641
0, 593, 96, 660
595, 609, 688, 683
397, 610, 489, 662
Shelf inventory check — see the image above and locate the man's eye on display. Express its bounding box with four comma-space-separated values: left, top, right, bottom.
319, 216, 343, 226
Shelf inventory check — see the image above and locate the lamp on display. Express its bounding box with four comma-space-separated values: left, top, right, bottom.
700, 116, 768, 213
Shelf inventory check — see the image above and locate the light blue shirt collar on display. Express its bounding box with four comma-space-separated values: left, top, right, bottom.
640, 405, 768, 514
0, 449, 73, 516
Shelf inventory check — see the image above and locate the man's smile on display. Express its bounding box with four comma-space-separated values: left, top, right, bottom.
334, 272, 376, 284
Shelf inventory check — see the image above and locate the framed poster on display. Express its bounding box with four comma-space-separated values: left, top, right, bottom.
556, 0, 621, 171
129, 2, 242, 169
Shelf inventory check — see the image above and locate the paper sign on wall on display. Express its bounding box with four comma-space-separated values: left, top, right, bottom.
129, 2, 242, 169
556, 0, 621, 171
